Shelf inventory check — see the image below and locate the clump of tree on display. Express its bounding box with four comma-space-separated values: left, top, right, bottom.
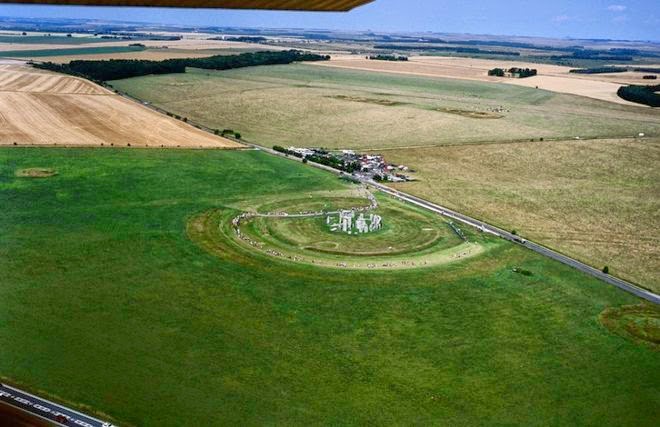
512, 267, 533, 276
508, 67, 537, 78
272, 146, 358, 173
488, 67, 537, 78
488, 68, 505, 77
306, 154, 360, 173
33, 50, 331, 82
273, 145, 290, 155
34, 58, 185, 82
617, 84, 660, 107
214, 36, 268, 43
569, 66, 627, 74
634, 67, 660, 73
220, 129, 242, 139
368, 54, 408, 61
374, 44, 520, 56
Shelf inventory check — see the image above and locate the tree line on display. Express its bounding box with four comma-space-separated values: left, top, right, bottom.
367, 54, 408, 61
33, 50, 330, 82
570, 66, 660, 74
488, 67, 537, 78
617, 84, 660, 107
373, 44, 520, 56
272, 146, 360, 173
212, 36, 268, 43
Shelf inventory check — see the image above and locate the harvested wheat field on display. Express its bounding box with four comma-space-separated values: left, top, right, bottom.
0, 64, 109, 94
0, 64, 241, 149
18, 46, 275, 64
28, 49, 225, 63
0, 38, 272, 53
313, 55, 644, 106
502, 74, 634, 105
93, 38, 273, 51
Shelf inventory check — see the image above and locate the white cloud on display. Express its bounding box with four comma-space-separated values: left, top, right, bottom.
552, 15, 572, 24
607, 5, 627, 12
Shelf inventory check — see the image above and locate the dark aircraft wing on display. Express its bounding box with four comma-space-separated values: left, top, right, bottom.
1, 0, 374, 11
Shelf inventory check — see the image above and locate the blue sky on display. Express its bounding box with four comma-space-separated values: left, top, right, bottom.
1, 0, 659, 41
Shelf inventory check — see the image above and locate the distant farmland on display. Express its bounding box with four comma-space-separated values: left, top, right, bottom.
0, 34, 115, 45
0, 45, 146, 58
110, 64, 660, 150
110, 63, 660, 291
16, 48, 263, 63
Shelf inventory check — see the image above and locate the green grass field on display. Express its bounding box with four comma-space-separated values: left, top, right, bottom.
1, 147, 658, 426
109, 64, 660, 294
0, 45, 146, 58
109, 64, 660, 150
193, 194, 495, 270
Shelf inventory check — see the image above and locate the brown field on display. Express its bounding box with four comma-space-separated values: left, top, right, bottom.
0, 36, 278, 62
0, 38, 274, 53
24, 49, 240, 64
99, 38, 274, 51
15, 167, 57, 178
312, 55, 651, 106
502, 74, 636, 105
0, 64, 109, 94
0, 64, 241, 149
385, 137, 660, 292
0, 43, 81, 51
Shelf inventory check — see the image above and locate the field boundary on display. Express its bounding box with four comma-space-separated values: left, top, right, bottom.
88, 74, 659, 303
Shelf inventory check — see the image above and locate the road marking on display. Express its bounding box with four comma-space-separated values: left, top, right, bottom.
0, 383, 114, 427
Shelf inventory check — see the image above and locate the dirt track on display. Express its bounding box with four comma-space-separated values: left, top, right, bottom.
0, 63, 242, 149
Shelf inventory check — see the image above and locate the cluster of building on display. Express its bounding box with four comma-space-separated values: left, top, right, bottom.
328, 210, 382, 234
339, 149, 412, 182
350, 150, 413, 181
284, 147, 412, 182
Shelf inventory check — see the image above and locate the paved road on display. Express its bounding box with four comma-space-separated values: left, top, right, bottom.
240, 143, 659, 305
116, 90, 660, 304
367, 181, 660, 304
0, 383, 113, 427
